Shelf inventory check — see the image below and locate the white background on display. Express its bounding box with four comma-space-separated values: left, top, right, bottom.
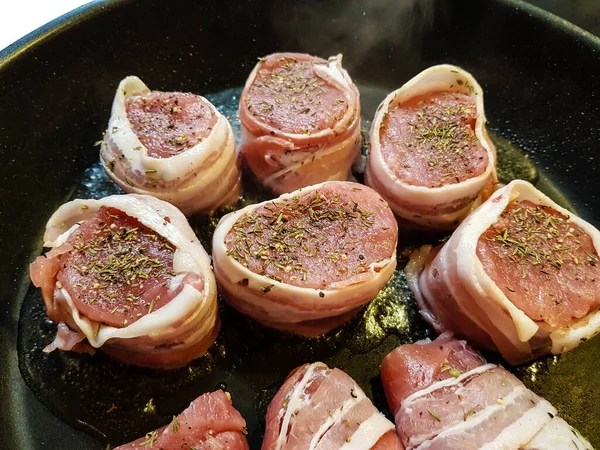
0, 0, 91, 51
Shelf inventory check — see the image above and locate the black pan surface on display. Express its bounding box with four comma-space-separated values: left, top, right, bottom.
1, 1, 599, 448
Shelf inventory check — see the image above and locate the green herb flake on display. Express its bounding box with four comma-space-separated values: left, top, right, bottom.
140, 430, 158, 447
464, 408, 477, 421
261, 284, 274, 293
449, 368, 462, 378
428, 409, 441, 422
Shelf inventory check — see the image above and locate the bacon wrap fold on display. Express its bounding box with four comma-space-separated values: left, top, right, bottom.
381, 334, 593, 450
101, 76, 241, 215
262, 362, 403, 450
405, 180, 600, 364
239, 53, 361, 194
29, 194, 219, 369
366, 64, 497, 230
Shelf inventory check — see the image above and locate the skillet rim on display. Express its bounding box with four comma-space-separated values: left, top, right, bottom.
1, 0, 599, 71
0, 0, 114, 68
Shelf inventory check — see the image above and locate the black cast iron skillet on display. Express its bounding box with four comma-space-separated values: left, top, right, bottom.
1, 0, 599, 448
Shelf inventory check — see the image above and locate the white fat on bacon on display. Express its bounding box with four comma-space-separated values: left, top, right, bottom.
337, 414, 399, 450
262, 362, 402, 450
406, 180, 600, 364
366, 64, 497, 230
523, 417, 593, 450
239, 53, 361, 194
100, 76, 241, 215
30, 194, 219, 369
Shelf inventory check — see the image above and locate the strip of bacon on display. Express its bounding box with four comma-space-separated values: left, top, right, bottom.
212, 181, 397, 337
239, 53, 361, 194
381, 333, 593, 450
115, 390, 249, 449
406, 180, 600, 364
262, 362, 403, 450
30, 194, 219, 369
101, 76, 241, 215
366, 65, 497, 230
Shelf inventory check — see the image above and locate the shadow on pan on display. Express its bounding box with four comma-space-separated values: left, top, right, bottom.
1, 0, 599, 449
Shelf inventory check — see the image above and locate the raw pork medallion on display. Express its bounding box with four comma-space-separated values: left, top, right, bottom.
262, 362, 403, 450
29, 194, 219, 369
115, 390, 249, 449
212, 181, 397, 337
381, 333, 593, 450
239, 53, 361, 194
406, 180, 600, 364
366, 64, 497, 230
101, 76, 240, 215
